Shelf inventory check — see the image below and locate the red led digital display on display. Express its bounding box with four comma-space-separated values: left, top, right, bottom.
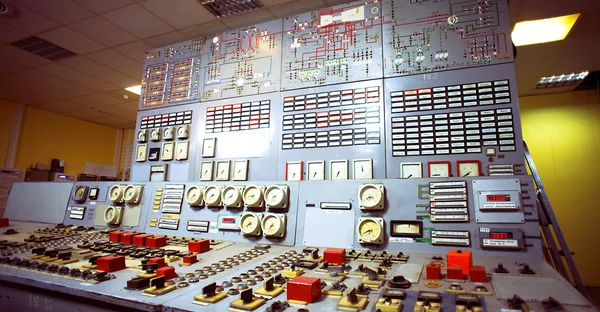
490, 233, 511, 239
223, 218, 235, 223
487, 195, 510, 202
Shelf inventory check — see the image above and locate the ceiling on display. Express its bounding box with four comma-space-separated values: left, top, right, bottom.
0, 0, 598, 129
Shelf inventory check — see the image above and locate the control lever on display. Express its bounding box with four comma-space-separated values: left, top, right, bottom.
508, 294, 529, 312
494, 263, 509, 274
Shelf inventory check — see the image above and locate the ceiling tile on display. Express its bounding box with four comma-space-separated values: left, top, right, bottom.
17, 0, 94, 24
96, 103, 137, 118
139, 0, 216, 29
0, 22, 30, 43
0, 2, 60, 33
104, 4, 174, 38
181, 21, 229, 39
515, 41, 564, 94
16, 69, 97, 98
0, 57, 27, 74
325, 0, 351, 6
0, 44, 52, 67
69, 96, 104, 108
60, 56, 139, 87
34, 101, 84, 114
87, 49, 143, 79
544, 34, 600, 74
113, 40, 155, 62
221, 9, 276, 30
82, 93, 124, 105
260, 0, 295, 7
269, 0, 327, 18
38, 63, 119, 92
72, 0, 133, 14
61, 108, 112, 121
39, 27, 105, 54
70, 16, 138, 47
568, 10, 600, 38
144, 31, 187, 47
515, 0, 587, 22
105, 89, 140, 105
100, 115, 136, 128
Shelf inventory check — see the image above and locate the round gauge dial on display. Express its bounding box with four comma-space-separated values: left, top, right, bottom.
186, 185, 204, 206
123, 185, 141, 204
222, 186, 242, 207
203, 186, 222, 206
163, 127, 174, 140
177, 126, 188, 138
137, 130, 147, 142
358, 184, 384, 210
265, 185, 288, 208
261, 214, 285, 237
357, 218, 383, 244
150, 128, 161, 141
104, 206, 123, 225
108, 185, 123, 203
243, 185, 264, 208
240, 213, 261, 235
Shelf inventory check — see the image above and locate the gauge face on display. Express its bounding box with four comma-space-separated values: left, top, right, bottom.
104, 206, 122, 225
457, 161, 480, 177
265, 186, 288, 208
357, 218, 383, 244
124, 185, 136, 201
186, 186, 204, 206
222, 186, 242, 207
240, 213, 261, 235
109, 185, 123, 203
243, 185, 264, 207
137, 130, 147, 142
204, 186, 221, 206
262, 215, 283, 236
428, 162, 451, 178
150, 128, 161, 141
358, 184, 384, 209
163, 127, 174, 140
177, 125, 189, 139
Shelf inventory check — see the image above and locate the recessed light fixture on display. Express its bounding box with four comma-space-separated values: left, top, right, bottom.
512, 13, 580, 46
125, 85, 142, 95
536, 71, 588, 89
198, 0, 263, 19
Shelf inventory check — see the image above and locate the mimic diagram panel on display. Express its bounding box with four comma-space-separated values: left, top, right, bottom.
277, 80, 386, 180
384, 64, 525, 179
131, 102, 198, 182
140, 40, 203, 110
199, 19, 282, 101
281, 0, 383, 90
381, 0, 513, 77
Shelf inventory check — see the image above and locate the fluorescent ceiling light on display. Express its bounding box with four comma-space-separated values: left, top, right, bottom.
536, 71, 588, 89
125, 85, 141, 95
512, 13, 580, 46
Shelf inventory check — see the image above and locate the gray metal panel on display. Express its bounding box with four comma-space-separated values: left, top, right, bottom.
132, 102, 199, 182
193, 92, 282, 182
295, 176, 542, 258
382, 0, 513, 77
383, 63, 525, 178
198, 19, 283, 101
472, 178, 525, 223
5, 182, 73, 223
492, 275, 590, 306
277, 79, 386, 180
281, 0, 384, 90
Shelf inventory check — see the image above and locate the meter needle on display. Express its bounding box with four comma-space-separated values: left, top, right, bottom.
463, 172, 470, 177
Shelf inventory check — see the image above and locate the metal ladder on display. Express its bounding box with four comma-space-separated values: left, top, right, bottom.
523, 141, 588, 297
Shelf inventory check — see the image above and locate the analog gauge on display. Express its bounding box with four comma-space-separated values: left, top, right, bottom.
243, 185, 264, 208
358, 184, 385, 210
307, 161, 325, 180
240, 213, 262, 236
150, 128, 161, 141
108, 185, 124, 203
222, 186, 242, 208
123, 185, 142, 204
390, 221, 423, 237
353, 159, 373, 179
401, 162, 422, 178
286, 161, 302, 181
428, 161, 451, 178
203, 186, 222, 207
177, 125, 189, 139
163, 127, 174, 140
200, 161, 213, 181
330, 160, 348, 180
186, 185, 204, 206
457, 160, 481, 177
137, 129, 148, 142
261, 214, 286, 237
104, 206, 123, 225
265, 185, 288, 209
357, 218, 384, 244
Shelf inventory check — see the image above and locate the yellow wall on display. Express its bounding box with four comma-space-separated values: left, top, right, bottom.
0, 100, 18, 167
520, 89, 600, 287
15, 107, 119, 175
